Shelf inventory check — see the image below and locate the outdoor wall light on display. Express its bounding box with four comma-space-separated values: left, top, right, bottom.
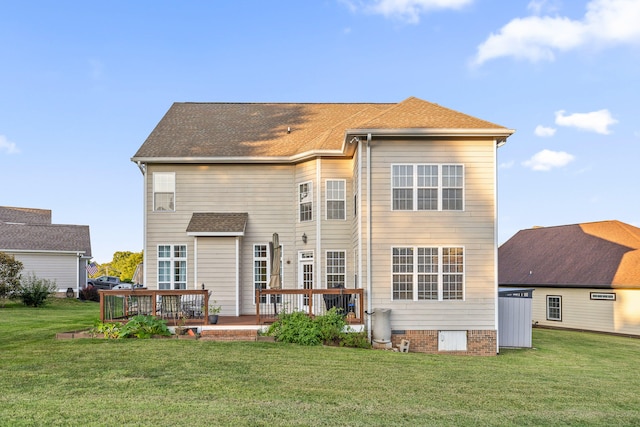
302, 233, 307, 244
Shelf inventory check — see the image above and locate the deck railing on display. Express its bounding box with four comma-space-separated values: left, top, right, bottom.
99, 289, 210, 325
255, 288, 364, 325
98, 288, 365, 326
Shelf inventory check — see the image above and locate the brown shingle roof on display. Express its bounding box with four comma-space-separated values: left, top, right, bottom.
0, 223, 92, 256
132, 97, 512, 161
186, 213, 248, 236
0, 206, 51, 224
499, 220, 640, 288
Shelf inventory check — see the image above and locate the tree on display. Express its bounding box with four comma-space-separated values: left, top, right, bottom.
0, 252, 24, 306
110, 251, 143, 282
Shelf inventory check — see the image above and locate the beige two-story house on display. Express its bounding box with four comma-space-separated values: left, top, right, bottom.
131, 97, 514, 355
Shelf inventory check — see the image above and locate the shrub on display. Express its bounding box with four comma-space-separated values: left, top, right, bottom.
92, 320, 122, 339
16, 273, 57, 307
315, 307, 347, 344
267, 310, 321, 346
0, 252, 23, 304
92, 316, 171, 339
79, 285, 100, 302
267, 308, 371, 348
119, 315, 171, 339
339, 329, 372, 349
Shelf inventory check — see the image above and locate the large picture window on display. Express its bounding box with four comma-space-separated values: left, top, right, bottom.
392, 246, 464, 301
326, 180, 346, 220
158, 244, 186, 289
153, 172, 175, 212
299, 181, 313, 222
392, 164, 464, 211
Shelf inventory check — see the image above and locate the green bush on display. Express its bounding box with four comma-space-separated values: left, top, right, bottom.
339, 329, 372, 349
79, 286, 100, 302
16, 273, 57, 307
267, 310, 322, 346
119, 315, 171, 339
0, 251, 23, 304
92, 320, 122, 339
267, 308, 370, 348
92, 316, 171, 339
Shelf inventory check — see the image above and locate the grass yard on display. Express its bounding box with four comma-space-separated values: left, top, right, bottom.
1, 298, 639, 426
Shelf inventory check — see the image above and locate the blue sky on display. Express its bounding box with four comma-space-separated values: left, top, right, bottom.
1, 0, 638, 263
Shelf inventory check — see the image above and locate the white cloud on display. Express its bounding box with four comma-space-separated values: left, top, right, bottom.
527, 0, 560, 15
473, 0, 640, 65
0, 135, 19, 154
522, 149, 574, 171
534, 125, 556, 137
554, 109, 618, 134
343, 0, 473, 24
499, 160, 515, 169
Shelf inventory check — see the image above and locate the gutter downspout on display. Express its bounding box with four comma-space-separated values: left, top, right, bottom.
137, 161, 148, 288
493, 139, 500, 354
317, 158, 322, 288
366, 133, 372, 341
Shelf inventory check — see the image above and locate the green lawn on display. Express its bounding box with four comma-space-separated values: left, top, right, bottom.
1, 298, 639, 426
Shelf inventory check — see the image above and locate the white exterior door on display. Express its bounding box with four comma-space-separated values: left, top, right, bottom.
298, 251, 314, 310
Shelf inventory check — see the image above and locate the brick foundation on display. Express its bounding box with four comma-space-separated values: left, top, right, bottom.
199, 329, 258, 342
390, 330, 497, 356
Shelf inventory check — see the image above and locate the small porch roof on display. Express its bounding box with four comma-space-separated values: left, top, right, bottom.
186, 212, 248, 237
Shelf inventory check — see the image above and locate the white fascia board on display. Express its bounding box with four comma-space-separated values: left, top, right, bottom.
131, 150, 347, 165
1, 249, 86, 255
344, 128, 515, 143
186, 231, 245, 237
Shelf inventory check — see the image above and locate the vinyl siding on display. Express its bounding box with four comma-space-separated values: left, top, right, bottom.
11, 252, 78, 292
196, 237, 238, 316
529, 287, 640, 336
365, 137, 497, 330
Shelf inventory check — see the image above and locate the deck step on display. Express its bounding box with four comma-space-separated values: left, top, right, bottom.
200, 329, 258, 341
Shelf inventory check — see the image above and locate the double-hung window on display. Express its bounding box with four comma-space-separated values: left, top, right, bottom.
392, 246, 464, 301
153, 172, 175, 211
299, 181, 313, 222
158, 244, 186, 289
326, 180, 346, 220
326, 251, 346, 288
547, 296, 562, 321
392, 164, 464, 211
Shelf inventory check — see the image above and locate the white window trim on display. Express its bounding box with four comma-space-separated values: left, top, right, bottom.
391, 246, 465, 301
157, 244, 187, 290
390, 164, 464, 212
547, 295, 562, 321
153, 172, 176, 212
325, 179, 346, 220
299, 181, 313, 222
325, 250, 346, 289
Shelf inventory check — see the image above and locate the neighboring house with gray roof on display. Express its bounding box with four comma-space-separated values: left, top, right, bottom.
499, 220, 640, 337
0, 206, 92, 296
132, 96, 514, 355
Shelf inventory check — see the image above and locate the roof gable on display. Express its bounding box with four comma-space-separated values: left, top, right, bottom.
499, 221, 640, 288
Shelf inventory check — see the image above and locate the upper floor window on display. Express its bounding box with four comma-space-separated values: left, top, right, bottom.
158, 244, 186, 289
153, 172, 175, 212
299, 181, 313, 222
392, 164, 464, 211
326, 180, 346, 220
392, 246, 464, 301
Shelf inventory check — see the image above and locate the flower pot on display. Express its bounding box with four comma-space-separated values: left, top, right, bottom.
208, 315, 219, 324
